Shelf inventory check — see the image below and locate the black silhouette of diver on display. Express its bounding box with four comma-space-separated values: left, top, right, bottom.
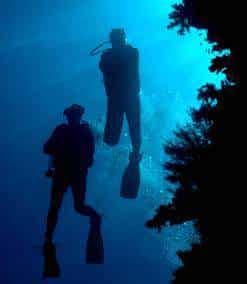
99, 29, 142, 161
44, 104, 101, 245
43, 105, 103, 273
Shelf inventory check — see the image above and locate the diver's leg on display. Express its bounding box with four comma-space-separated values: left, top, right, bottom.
71, 171, 100, 224
126, 95, 141, 156
104, 97, 124, 146
45, 175, 67, 242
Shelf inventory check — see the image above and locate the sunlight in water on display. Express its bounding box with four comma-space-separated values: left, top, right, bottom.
1, 0, 223, 283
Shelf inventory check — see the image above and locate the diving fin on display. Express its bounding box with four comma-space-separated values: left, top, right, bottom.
86, 219, 104, 264
120, 154, 141, 199
42, 242, 61, 279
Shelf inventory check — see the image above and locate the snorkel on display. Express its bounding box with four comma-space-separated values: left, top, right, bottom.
89, 41, 110, 56
89, 29, 126, 56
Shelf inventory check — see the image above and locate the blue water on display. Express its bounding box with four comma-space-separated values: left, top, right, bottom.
1, 1, 222, 283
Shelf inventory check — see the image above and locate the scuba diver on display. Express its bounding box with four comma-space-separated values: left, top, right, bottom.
43, 104, 101, 245
98, 29, 142, 161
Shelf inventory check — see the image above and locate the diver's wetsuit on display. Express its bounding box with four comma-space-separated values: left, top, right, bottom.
43, 123, 99, 242
99, 44, 141, 152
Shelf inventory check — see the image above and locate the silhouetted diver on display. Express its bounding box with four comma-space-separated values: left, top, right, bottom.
43, 104, 103, 274
99, 29, 142, 162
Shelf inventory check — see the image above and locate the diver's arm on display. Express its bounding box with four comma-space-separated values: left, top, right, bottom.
99, 51, 113, 74
135, 48, 141, 94
99, 52, 112, 96
87, 126, 95, 167
43, 125, 65, 155
131, 47, 141, 94
99, 53, 107, 73
44, 135, 55, 155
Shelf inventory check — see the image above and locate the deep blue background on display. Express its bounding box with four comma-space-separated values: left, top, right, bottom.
1, 1, 222, 283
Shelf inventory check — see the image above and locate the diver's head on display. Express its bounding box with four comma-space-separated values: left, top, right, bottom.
109, 29, 126, 48
64, 104, 85, 125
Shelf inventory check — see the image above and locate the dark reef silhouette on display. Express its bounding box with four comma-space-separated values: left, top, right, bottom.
146, 0, 241, 282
